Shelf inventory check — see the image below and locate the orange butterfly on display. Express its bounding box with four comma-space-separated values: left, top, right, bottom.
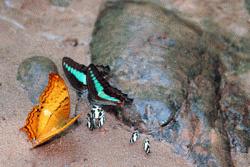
20, 73, 81, 148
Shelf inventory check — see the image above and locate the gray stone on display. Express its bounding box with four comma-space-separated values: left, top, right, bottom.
17, 56, 58, 104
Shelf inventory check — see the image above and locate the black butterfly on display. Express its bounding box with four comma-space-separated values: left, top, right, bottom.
86, 64, 133, 107
62, 57, 110, 93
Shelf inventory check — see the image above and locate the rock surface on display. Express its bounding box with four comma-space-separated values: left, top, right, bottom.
217, 35, 250, 153
17, 56, 58, 104
90, 1, 250, 166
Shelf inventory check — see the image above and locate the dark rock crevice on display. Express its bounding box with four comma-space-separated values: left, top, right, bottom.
209, 54, 234, 167
177, 47, 234, 166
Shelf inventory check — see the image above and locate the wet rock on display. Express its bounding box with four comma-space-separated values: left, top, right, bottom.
51, 0, 71, 7
201, 32, 250, 154
214, 35, 250, 153
90, 1, 250, 166
91, 1, 201, 132
17, 56, 58, 104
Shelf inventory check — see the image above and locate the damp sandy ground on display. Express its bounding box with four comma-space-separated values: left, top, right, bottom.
0, 0, 249, 167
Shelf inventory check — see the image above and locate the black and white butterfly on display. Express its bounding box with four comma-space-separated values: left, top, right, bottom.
62, 57, 110, 93
143, 138, 150, 154
91, 105, 105, 128
62, 57, 133, 107
130, 130, 140, 144
86, 105, 105, 130
86, 113, 95, 130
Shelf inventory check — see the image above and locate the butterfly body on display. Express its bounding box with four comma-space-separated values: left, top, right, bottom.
20, 73, 81, 148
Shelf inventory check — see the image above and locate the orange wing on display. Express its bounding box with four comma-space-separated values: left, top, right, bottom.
20, 73, 80, 147
33, 114, 80, 147
36, 73, 70, 136
20, 106, 40, 142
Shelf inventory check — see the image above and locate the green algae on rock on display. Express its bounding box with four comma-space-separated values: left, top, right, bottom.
17, 56, 58, 104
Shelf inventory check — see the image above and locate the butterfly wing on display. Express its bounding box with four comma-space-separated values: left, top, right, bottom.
37, 73, 71, 136
62, 57, 88, 92
62, 57, 111, 92
33, 114, 80, 148
21, 73, 80, 147
87, 64, 133, 106
20, 106, 40, 142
